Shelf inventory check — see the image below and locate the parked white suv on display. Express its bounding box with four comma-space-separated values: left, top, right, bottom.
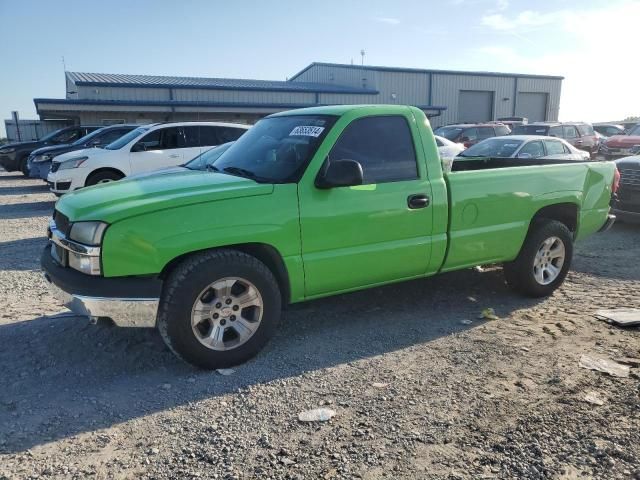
47, 122, 249, 194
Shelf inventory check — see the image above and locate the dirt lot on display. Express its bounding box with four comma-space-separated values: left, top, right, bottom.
0, 171, 638, 480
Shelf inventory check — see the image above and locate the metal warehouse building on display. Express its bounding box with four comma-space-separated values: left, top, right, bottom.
33, 62, 563, 128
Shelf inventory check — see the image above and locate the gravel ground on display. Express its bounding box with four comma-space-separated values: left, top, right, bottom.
0, 171, 638, 480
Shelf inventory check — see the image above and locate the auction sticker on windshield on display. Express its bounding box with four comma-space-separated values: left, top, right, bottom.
289, 126, 325, 137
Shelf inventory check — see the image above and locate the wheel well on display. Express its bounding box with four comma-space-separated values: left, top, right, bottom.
531, 203, 578, 233
160, 243, 291, 304
85, 168, 125, 186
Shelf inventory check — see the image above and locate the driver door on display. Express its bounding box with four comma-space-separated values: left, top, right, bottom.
298, 114, 434, 297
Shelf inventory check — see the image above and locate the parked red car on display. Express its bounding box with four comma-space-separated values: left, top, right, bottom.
433, 123, 511, 148
600, 124, 640, 160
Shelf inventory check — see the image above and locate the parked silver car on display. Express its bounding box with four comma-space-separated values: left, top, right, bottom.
456, 135, 590, 161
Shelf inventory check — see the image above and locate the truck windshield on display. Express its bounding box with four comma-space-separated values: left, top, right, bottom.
459, 138, 523, 158
212, 115, 337, 183
105, 126, 149, 150
434, 126, 463, 140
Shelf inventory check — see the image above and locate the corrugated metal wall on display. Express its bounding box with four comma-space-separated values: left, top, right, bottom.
56, 66, 562, 128
430, 74, 515, 127
4, 120, 73, 142
296, 65, 562, 127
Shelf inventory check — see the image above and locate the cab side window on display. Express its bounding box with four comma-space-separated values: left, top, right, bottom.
328, 116, 418, 184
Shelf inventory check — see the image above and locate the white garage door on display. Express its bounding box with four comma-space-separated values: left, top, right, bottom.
458, 90, 494, 123
516, 92, 548, 122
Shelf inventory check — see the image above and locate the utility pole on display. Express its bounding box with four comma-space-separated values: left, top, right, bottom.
360, 49, 365, 65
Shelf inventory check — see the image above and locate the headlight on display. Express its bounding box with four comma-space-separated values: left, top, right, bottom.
33, 154, 52, 163
69, 221, 108, 246
58, 156, 88, 170
0, 147, 15, 154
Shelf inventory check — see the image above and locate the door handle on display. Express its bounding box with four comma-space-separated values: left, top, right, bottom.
169, 154, 180, 158
407, 194, 430, 209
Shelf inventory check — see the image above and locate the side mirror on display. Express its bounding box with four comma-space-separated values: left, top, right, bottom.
517, 152, 532, 159
315, 159, 364, 189
131, 142, 146, 152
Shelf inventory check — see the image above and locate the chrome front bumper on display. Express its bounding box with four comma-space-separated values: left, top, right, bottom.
44, 273, 159, 327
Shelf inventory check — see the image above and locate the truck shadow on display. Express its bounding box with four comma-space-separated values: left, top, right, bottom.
0, 267, 542, 454
572, 223, 640, 281
0, 237, 49, 270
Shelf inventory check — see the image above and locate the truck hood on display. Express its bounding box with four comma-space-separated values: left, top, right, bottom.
56, 170, 274, 224
605, 135, 640, 147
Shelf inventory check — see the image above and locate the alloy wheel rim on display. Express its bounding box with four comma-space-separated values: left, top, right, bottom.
191, 277, 263, 351
533, 236, 565, 285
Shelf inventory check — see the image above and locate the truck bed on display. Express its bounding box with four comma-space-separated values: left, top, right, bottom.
440, 160, 615, 272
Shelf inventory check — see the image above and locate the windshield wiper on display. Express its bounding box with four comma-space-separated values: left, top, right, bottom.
222, 166, 272, 183
206, 164, 221, 172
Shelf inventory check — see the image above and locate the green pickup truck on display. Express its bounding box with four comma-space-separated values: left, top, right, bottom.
42, 105, 617, 368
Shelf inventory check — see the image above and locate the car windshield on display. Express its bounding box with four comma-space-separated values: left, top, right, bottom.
459, 138, 524, 158
629, 125, 640, 136
185, 142, 234, 170
512, 125, 549, 135
71, 128, 105, 146
211, 115, 337, 183
434, 126, 463, 140
105, 126, 150, 150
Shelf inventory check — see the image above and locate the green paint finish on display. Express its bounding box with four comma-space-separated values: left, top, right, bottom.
54, 105, 616, 304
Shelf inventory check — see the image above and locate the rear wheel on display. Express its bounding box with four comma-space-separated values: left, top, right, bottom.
503, 220, 573, 297
85, 170, 123, 186
157, 249, 282, 369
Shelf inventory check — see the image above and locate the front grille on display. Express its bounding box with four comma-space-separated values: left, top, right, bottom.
50, 162, 60, 173
619, 168, 640, 189
53, 210, 71, 236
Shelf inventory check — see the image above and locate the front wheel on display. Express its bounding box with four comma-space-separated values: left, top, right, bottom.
157, 249, 282, 369
85, 170, 123, 186
20, 156, 30, 176
503, 220, 573, 297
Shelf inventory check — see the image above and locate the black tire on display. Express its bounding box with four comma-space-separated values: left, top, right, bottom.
157, 249, 282, 369
85, 170, 123, 186
503, 220, 573, 297
19, 155, 30, 176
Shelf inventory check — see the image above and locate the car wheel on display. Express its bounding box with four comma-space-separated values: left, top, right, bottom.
157, 249, 282, 369
503, 220, 573, 298
85, 170, 123, 186
19, 156, 30, 176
